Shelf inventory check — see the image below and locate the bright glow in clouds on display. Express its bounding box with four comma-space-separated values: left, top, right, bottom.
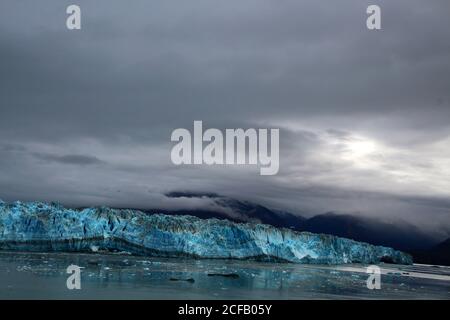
276, 119, 450, 199
344, 139, 377, 158
326, 133, 384, 169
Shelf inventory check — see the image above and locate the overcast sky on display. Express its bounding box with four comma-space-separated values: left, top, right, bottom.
0, 0, 449, 237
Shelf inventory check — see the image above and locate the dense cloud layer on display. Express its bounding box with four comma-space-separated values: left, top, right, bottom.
0, 1, 449, 238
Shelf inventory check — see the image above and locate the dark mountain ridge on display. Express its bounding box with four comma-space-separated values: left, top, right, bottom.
142, 192, 448, 265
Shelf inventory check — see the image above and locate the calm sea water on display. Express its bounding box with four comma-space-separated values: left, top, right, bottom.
0, 251, 449, 299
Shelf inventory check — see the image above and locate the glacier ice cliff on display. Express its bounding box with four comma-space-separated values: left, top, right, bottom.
0, 200, 412, 264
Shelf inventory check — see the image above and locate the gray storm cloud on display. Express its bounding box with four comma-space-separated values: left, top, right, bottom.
0, 0, 449, 237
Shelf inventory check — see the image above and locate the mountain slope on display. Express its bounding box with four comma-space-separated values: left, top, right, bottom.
155, 193, 437, 252
412, 238, 450, 266
148, 192, 306, 230
299, 212, 435, 252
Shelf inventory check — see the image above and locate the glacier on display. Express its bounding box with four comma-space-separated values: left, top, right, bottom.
0, 200, 412, 264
